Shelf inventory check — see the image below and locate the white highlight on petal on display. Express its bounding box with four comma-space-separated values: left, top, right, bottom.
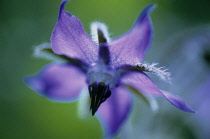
90, 21, 110, 44
147, 96, 159, 112
33, 43, 51, 57
77, 87, 91, 119
136, 62, 171, 82
33, 43, 66, 62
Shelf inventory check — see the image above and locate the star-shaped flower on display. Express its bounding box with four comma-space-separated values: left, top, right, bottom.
25, 0, 195, 137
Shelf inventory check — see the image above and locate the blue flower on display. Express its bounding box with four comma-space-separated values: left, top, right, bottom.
25, 0, 195, 137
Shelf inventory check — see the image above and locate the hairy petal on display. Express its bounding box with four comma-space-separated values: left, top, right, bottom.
97, 86, 132, 137
109, 4, 155, 68
25, 63, 87, 102
120, 71, 196, 113
51, 0, 98, 65
90, 22, 110, 44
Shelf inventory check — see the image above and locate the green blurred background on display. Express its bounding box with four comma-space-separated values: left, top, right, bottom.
1, 0, 210, 139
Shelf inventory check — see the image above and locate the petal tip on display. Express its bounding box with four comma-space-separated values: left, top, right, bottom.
61, 0, 69, 6
183, 107, 197, 113
136, 3, 156, 24
24, 75, 44, 95
59, 0, 71, 18
162, 91, 197, 114
60, 0, 69, 9
146, 4, 157, 13
141, 3, 156, 17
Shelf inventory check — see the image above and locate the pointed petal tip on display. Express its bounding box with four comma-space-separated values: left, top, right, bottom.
187, 109, 197, 113
61, 0, 69, 6
146, 3, 157, 13
60, 0, 68, 9
142, 3, 156, 15
180, 107, 197, 113
59, 0, 72, 19
162, 91, 197, 114
23, 75, 44, 96
23, 76, 32, 89
138, 3, 156, 22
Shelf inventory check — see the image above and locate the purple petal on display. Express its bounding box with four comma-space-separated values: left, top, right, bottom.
109, 4, 155, 68
25, 63, 87, 102
97, 86, 133, 137
120, 71, 162, 96
51, 0, 98, 65
162, 91, 196, 113
120, 71, 196, 113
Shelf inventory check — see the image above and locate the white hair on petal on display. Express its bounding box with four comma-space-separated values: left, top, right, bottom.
77, 87, 91, 119
136, 62, 171, 82
33, 43, 51, 57
90, 21, 110, 44
33, 43, 67, 62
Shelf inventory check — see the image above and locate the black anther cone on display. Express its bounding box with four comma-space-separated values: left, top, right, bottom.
88, 82, 111, 116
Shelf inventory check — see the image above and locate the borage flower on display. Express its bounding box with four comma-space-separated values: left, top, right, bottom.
25, 0, 195, 137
